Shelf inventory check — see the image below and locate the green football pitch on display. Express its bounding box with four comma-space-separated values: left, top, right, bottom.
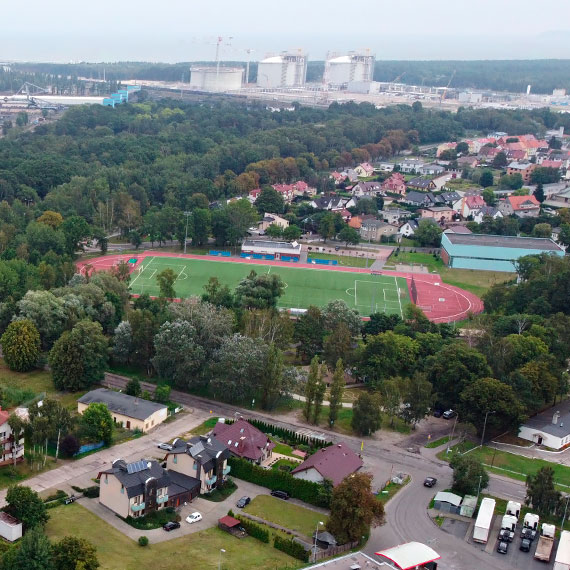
129, 256, 410, 317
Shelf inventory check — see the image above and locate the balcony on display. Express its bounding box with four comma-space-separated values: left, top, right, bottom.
156, 495, 169, 504
223, 466, 231, 476
131, 503, 145, 512
206, 475, 217, 486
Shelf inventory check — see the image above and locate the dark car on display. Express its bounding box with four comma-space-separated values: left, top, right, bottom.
423, 477, 437, 488
270, 490, 289, 500
499, 529, 514, 543
236, 496, 251, 508
497, 541, 508, 554
520, 538, 531, 552
64, 495, 77, 505
521, 528, 537, 541
163, 521, 180, 532
433, 409, 443, 418
442, 409, 457, 420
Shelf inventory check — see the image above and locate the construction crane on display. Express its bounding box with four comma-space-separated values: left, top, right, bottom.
439, 69, 456, 105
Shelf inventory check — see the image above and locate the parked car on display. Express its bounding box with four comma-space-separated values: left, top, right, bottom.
433, 409, 443, 418
64, 495, 77, 505
499, 529, 514, 543
163, 521, 180, 531
521, 528, 537, 541
270, 490, 290, 500
442, 410, 457, 419
157, 443, 173, 451
236, 496, 251, 508
423, 477, 437, 488
185, 512, 202, 524
520, 538, 531, 552
497, 541, 508, 554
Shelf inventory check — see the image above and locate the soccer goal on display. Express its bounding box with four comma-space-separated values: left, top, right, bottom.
136, 264, 145, 273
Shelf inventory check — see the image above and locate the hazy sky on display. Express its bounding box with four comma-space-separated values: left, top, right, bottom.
2, 0, 570, 62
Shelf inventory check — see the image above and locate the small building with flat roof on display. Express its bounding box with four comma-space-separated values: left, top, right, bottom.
0, 512, 22, 542
518, 399, 570, 450
241, 239, 302, 261
78, 388, 168, 432
441, 232, 565, 272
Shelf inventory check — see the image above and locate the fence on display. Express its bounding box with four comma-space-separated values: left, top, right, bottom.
312, 541, 359, 562
209, 250, 231, 257
307, 258, 338, 266
74, 441, 105, 456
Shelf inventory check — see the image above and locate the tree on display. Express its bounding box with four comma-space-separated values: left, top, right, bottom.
525, 467, 561, 516
260, 343, 284, 410
112, 321, 133, 363
401, 373, 433, 426
5, 485, 49, 530
303, 356, 319, 422
450, 454, 489, 496
202, 277, 234, 308
294, 306, 325, 361
2, 527, 53, 570
319, 212, 337, 242
125, 378, 142, 397
235, 270, 284, 310
323, 322, 352, 369
52, 536, 99, 570
311, 365, 326, 425
49, 320, 108, 391
533, 182, 545, 203
326, 472, 384, 545
255, 187, 285, 215
532, 222, 551, 237
265, 224, 283, 239
37, 210, 63, 229
351, 392, 382, 436
1, 319, 40, 372
482, 187, 496, 206
321, 300, 361, 336
60, 434, 80, 458
557, 223, 570, 250
283, 224, 302, 241
479, 169, 494, 188
382, 377, 406, 427
492, 151, 508, 169
80, 403, 113, 445
129, 230, 142, 249
156, 268, 176, 300
40, 399, 74, 461
61, 215, 91, 255
414, 219, 443, 247
191, 208, 210, 246
338, 226, 360, 246
456, 142, 469, 155
328, 359, 345, 427
530, 167, 561, 185
154, 384, 171, 404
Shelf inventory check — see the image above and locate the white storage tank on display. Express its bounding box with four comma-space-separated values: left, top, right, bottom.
327, 52, 375, 86
257, 52, 307, 88
189, 66, 244, 92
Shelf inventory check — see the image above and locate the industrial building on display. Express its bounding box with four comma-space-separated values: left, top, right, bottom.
325, 52, 375, 87
241, 239, 302, 261
257, 52, 307, 88
189, 66, 244, 92
441, 233, 565, 272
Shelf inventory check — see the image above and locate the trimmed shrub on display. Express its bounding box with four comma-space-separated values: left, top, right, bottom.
138, 536, 149, 547
228, 457, 330, 508
82, 486, 100, 498
242, 418, 331, 450
235, 516, 270, 543
60, 434, 80, 458
273, 536, 309, 562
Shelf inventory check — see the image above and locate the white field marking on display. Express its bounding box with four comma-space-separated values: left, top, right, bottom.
174, 265, 188, 282
148, 268, 157, 280
130, 256, 155, 288
267, 266, 271, 274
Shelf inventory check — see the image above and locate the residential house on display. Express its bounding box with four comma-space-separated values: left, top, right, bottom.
478, 146, 501, 162
518, 401, 570, 450
443, 225, 472, 234
211, 418, 275, 465
540, 159, 563, 171
377, 162, 395, 172
398, 158, 425, 173
98, 458, 200, 518
406, 178, 437, 192
419, 206, 455, 224
77, 389, 167, 433
436, 142, 457, 157
258, 213, 289, 232
382, 173, 406, 195
453, 195, 486, 218
418, 163, 446, 176
0, 408, 24, 467
351, 181, 383, 197
544, 187, 570, 208
271, 182, 315, 203
291, 443, 363, 486
399, 219, 419, 237
341, 169, 358, 182
291, 180, 317, 197
360, 219, 399, 242
507, 161, 537, 184
498, 195, 541, 218
354, 162, 375, 177
309, 196, 356, 211
348, 214, 376, 229
166, 435, 231, 494
440, 191, 461, 205
457, 156, 478, 169
329, 171, 346, 185
432, 173, 454, 190
506, 149, 527, 162
248, 188, 262, 202
472, 206, 503, 224
339, 208, 352, 222
404, 191, 439, 208
381, 208, 412, 225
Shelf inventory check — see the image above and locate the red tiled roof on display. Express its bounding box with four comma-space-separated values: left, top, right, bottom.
508, 195, 540, 210
0, 410, 10, 426
291, 443, 363, 486
465, 196, 485, 209
541, 160, 563, 169
211, 419, 275, 462
218, 515, 241, 528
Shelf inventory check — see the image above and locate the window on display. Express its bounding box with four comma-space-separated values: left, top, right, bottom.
105, 475, 108, 485
192, 463, 197, 471
121, 486, 124, 494
173, 456, 177, 464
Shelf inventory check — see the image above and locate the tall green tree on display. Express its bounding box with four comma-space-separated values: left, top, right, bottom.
51, 536, 99, 570
450, 454, 489, 496
191, 208, 210, 246
80, 403, 113, 445
260, 343, 284, 410
49, 320, 108, 391
2, 527, 53, 570
525, 467, 561, 516
479, 169, 494, 188
303, 356, 319, 422
1, 319, 40, 372
533, 182, 545, 203
235, 270, 284, 310
323, 322, 352, 369
5, 486, 49, 530
312, 365, 327, 425
326, 472, 384, 545
351, 392, 382, 436
328, 359, 345, 427
401, 373, 433, 426
294, 306, 325, 361
255, 187, 285, 215
156, 268, 176, 300
338, 226, 360, 246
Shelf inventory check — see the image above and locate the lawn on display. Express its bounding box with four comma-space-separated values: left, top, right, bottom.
376, 476, 410, 504
425, 435, 450, 449
45, 503, 298, 570
305, 252, 372, 268
128, 255, 409, 317
243, 495, 327, 539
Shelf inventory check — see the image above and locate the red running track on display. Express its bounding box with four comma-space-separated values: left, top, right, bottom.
76, 252, 483, 323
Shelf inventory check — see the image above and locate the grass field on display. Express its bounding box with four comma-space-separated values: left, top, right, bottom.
129, 256, 410, 317
46, 503, 298, 570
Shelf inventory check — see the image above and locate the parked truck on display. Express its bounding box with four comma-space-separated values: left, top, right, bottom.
554, 530, 570, 570
523, 512, 539, 530
506, 500, 521, 519
473, 498, 495, 544
535, 523, 556, 562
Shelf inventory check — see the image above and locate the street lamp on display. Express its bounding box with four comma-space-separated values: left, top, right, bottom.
447, 413, 459, 452
183, 211, 191, 254
218, 548, 226, 570
313, 521, 324, 562
476, 474, 483, 503
480, 410, 496, 448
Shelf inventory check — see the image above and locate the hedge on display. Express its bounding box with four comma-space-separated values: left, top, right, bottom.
234, 515, 270, 543
228, 457, 331, 508
273, 535, 310, 562
244, 418, 332, 450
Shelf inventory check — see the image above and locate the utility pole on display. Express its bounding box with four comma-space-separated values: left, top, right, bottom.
183, 211, 191, 254
480, 410, 496, 448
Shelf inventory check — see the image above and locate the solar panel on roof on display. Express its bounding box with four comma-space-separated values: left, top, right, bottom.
126, 460, 149, 474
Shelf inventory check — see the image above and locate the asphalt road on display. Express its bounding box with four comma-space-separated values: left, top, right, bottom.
104, 373, 531, 569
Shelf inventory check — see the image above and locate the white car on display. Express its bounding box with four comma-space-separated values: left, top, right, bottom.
157, 443, 173, 451
185, 512, 202, 524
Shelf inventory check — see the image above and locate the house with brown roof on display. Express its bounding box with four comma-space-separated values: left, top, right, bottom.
211, 418, 275, 465
354, 162, 375, 177
420, 206, 455, 224
291, 443, 363, 486
498, 195, 541, 218
406, 178, 436, 192
382, 173, 406, 195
